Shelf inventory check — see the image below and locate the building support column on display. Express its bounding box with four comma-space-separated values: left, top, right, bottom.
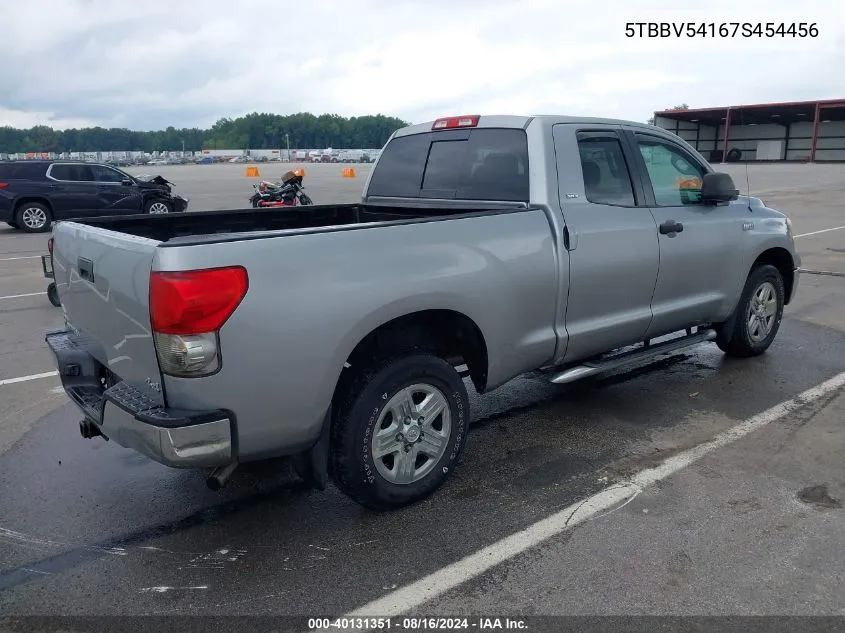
721, 108, 732, 163
810, 102, 821, 162
783, 123, 791, 161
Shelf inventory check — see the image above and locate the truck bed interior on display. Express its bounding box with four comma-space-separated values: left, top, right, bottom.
65, 204, 520, 244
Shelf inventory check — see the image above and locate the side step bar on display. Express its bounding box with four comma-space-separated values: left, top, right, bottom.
548, 328, 717, 385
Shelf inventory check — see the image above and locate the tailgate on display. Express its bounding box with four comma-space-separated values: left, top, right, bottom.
52, 221, 164, 404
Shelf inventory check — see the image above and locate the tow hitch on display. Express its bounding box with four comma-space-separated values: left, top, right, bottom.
79, 420, 102, 439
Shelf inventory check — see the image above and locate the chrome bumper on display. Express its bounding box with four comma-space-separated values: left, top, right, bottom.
45, 329, 233, 469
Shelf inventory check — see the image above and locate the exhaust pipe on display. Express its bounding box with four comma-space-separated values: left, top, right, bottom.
206, 461, 238, 491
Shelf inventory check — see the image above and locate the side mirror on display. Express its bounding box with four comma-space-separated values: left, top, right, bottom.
121, 178, 134, 186
700, 172, 738, 204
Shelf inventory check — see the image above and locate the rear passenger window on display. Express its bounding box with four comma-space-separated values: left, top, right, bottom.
0, 163, 45, 179
367, 128, 529, 202
576, 137, 636, 207
49, 164, 94, 181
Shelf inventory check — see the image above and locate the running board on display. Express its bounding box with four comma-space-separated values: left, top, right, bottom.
548, 329, 717, 385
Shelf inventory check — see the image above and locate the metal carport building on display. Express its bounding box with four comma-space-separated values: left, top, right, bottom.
652, 99, 845, 163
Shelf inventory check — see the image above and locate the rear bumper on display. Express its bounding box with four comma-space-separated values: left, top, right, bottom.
45, 329, 233, 469
0, 199, 12, 221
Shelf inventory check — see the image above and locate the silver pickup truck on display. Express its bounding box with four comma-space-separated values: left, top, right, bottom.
46, 114, 800, 510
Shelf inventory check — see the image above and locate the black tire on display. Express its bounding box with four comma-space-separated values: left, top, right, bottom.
715, 264, 785, 357
299, 194, 313, 205
144, 199, 172, 214
15, 202, 52, 233
47, 282, 61, 307
331, 353, 470, 510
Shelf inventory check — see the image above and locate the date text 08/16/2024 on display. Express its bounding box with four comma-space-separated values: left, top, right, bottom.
308, 617, 528, 631
625, 22, 818, 38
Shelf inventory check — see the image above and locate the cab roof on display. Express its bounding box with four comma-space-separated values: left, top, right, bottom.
393, 114, 657, 137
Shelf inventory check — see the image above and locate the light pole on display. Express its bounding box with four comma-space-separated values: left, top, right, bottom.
285, 133, 290, 161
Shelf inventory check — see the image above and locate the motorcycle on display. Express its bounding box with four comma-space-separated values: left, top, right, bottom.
248, 169, 313, 208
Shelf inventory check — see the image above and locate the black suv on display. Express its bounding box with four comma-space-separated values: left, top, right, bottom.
0, 160, 189, 232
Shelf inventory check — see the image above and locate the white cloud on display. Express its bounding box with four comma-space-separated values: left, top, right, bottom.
0, 0, 843, 130
0, 108, 101, 130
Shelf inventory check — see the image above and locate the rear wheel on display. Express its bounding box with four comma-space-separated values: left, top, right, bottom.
15, 202, 52, 233
47, 282, 61, 307
715, 264, 785, 357
331, 353, 470, 510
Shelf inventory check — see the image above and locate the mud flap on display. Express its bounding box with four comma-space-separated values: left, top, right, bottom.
717, 306, 740, 343
292, 406, 331, 490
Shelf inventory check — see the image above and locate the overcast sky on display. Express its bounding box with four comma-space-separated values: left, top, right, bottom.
1, 0, 843, 131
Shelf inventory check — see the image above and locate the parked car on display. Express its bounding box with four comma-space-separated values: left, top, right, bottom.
45, 114, 799, 510
0, 160, 188, 232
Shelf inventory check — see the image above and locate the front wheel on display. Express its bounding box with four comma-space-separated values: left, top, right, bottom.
331, 353, 470, 510
299, 194, 313, 205
715, 264, 785, 357
145, 200, 172, 214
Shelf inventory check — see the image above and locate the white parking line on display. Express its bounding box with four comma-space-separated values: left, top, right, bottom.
795, 225, 845, 238
0, 255, 41, 261
0, 291, 46, 301
0, 371, 59, 387
343, 369, 845, 622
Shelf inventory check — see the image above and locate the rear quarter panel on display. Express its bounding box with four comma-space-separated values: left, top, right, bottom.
155, 210, 560, 460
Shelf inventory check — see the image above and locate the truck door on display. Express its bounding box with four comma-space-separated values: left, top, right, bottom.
552, 124, 660, 363
624, 130, 747, 338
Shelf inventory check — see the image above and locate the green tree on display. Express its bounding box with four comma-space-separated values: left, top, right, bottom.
0, 112, 410, 154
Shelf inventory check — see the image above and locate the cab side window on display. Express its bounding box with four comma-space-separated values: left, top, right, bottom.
635, 136, 706, 206
576, 136, 636, 207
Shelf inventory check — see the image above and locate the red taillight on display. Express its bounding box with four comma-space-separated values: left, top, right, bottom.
432, 115, 480, 130
0, 182, 8, 189
149, 266, 248, 335
47, 237, 54, 255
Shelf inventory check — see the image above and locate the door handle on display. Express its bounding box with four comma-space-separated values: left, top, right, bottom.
659, 220, 684, 235
78, 257, 94, 283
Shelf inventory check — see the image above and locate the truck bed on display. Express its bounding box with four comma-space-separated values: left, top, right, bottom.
64, 203, 523, 245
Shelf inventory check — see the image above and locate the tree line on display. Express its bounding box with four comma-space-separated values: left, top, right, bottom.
0, 112, 411, 154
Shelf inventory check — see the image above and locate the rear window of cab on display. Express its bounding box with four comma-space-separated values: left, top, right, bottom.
367, 128, 529, 202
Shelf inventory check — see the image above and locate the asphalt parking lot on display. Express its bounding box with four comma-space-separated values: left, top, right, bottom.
0, 162, 843, 624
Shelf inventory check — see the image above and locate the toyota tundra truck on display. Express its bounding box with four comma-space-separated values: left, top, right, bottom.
45, 114, 800, 510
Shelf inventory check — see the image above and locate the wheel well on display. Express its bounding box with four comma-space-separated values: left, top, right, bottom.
337, 310, 489, 396
753, 247, 795, 304
14, 197, 53, 215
